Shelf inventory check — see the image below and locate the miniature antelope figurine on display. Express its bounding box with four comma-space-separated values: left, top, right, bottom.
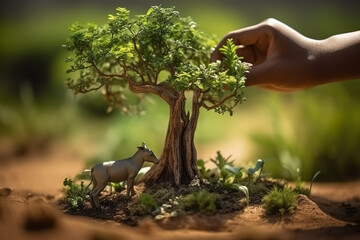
87, 142, 159, 208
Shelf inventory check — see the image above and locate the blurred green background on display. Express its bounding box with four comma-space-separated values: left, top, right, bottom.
1, 0, 359, 181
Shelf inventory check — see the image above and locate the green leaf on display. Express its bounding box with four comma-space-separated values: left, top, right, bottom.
309, 170, 321, 195
225, 176, 235, 185
146, 8, 154, 16
108, 14, 115, 21
247, 159, 264, 175
197, 159, 206, 168
311, 170, 321, 183
224, 164, 240, 175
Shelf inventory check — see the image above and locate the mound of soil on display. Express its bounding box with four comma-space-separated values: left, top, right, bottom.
1, 144, 359, 240
2, 189, 359, 240
61, 180, 250, 226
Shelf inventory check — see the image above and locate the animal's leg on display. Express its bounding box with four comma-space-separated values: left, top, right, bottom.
108, 183, 113, 195
131, 181, 136, 196
91, 180, 108, 208
90, 192, 95, 208
126, 179, 135, 197
89, 178, 97, 208
90, 186, 99, 208
90, 190, 99, 208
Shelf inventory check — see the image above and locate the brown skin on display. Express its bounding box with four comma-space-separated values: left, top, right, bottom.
211, 18, 360, 92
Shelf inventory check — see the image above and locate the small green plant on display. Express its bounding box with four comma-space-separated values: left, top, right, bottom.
294, 169, 321, 196
151, 188, 173, 203
262, 187, 298, 215
236, 185, 249, 205
210, 151, 243, 185
63, 178, 90, 208
109, 182, 126, 193
309, 170, 321, 194
247, 159, 265, 184
137, 193, 158, 213
180, 190, 219, 214
197, 159, 211, 179
200, 152, 249, 204
210, 151, 233, 171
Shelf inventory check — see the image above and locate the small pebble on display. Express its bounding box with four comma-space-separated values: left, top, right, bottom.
202, 179, 211, 185
152, 207, 165, 216
238, 198, 249, 208
160, 207, 166, 214
161, 203, 172, 209
0, 187, 12, 197
154, 214, 165, 221
189, 177, 200, 187
152, 207, 160, 216
170, 211, 178, 217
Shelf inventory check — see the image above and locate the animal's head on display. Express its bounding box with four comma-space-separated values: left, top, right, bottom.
137, 142, 159, 164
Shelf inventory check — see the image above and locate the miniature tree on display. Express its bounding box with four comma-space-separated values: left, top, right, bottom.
65, 6, 251, 185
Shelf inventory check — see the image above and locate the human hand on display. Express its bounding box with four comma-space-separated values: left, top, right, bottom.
211, 18, 318, 92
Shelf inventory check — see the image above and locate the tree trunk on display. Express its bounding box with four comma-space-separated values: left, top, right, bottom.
142, 91, 200, 186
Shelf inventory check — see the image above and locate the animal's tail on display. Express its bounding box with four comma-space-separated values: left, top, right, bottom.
84, 168, 93, 192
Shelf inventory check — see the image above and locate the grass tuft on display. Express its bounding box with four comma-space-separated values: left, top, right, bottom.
179, 190, 219, 215
133, 193, 158, 214
262, 187, 298, 215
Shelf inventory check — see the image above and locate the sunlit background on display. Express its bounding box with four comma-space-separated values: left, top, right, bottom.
1, 0, 360, 181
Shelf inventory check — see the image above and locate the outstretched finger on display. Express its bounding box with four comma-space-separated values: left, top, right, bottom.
211, 23, 267, 62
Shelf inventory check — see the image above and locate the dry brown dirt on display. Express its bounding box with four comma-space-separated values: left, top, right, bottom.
0, 143, 359, 240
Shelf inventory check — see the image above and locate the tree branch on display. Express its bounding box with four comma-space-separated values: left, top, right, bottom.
92, 63, 125, 79
201, 93, 236, 110
129, 63, 146, 83
131, 37, 154, 83
91, 61, 177, 105
129, 82, 178, 105
75, 80, 109, 94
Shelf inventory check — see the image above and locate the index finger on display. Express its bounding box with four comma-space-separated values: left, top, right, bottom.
211, 23, 269, 62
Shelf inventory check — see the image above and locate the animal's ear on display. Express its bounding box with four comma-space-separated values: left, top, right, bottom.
137, 146, 145, 150
142, 142, 147, 149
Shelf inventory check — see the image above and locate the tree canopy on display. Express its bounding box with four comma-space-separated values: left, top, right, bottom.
65, 6, 251, 115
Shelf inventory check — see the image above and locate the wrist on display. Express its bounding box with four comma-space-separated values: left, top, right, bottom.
310, 32, 360, 86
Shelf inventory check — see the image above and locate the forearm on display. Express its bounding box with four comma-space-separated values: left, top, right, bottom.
311, 31, 360, 86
